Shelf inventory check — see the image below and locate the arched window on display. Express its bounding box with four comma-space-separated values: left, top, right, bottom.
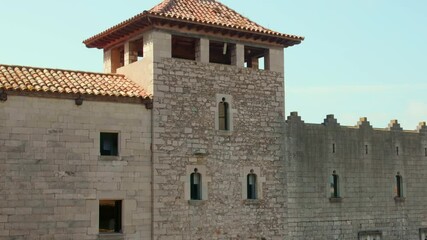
330, 170, 339, 198
218, 97, 229, 131
396, 173, 403, 198
190, 168, 202, 200
247, 170, 257, 199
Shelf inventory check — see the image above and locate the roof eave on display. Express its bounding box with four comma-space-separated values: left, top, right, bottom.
83, 13, 304, 49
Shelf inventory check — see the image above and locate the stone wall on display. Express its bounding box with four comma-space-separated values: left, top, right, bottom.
151, 57, 287, 239
0, 96, 152, 240
286, 113, 427, 239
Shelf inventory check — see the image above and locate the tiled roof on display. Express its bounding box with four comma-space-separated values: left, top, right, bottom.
148, 0, 301, 39
84, 0, 303, 49
0, 65, 149, 98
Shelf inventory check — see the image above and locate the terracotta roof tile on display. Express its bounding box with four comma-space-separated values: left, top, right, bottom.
84, 0, 303, 49
0, 64, 149, 99
148, 0, 296, 37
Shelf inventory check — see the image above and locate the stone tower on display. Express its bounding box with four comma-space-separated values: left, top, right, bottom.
85, 0, 303, 239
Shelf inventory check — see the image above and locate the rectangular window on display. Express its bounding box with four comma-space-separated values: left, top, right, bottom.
358, 232, 382, 240
420, 228, 427, 240
99, 200, 122, 233
332, 174, 339, 197
247, 173, 257, 199
100, 132, 119, 156
209, 41, 234, 65
396, 174, 403, 198
329, 171, 340, 199
244, 46, 269, 70
190, 169, 202, 200
218, 99, 229, 131
172, 35, 197, 60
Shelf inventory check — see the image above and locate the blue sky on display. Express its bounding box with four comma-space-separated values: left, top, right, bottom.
1, 0, 426, 129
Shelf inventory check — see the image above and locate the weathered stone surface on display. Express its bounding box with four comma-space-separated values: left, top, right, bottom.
0, 97, 152, 240
151, 57, 286, 240
286, 117, 427, 239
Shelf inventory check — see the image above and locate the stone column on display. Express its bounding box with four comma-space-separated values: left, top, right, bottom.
232, 43, 244, 67
196, 38, 209, 63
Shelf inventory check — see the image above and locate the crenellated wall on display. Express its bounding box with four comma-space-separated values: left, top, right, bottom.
285, 112, 427, 239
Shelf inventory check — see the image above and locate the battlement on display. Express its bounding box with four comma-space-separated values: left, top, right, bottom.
287, 111, 427, 134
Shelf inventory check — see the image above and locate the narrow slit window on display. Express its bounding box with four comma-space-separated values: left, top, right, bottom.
100, 132, 119, 156
99, 200, 122, 233
396, 173, 403, 198
218, 98, 229, 131
365, 145, 369, 155
332, 143, 336, 153
247, 170, 257, 200
330, 171, 339, 198
190, 168, 202, 200
396, 146, 399, 156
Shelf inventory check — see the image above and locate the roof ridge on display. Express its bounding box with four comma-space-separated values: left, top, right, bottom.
214, 1, 273, 32
0, 64, 126, 77
149, 0, 174, 12
148, 0, 276, 33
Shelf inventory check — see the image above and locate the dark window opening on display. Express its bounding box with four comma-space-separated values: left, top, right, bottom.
119, 48, 125, 68
425, 148, 427, 157
110, 46, 125, 73
396, 174, 403, 198
209, 41, 234, 65
332, 143, 336, 153
100, 132, 118, 156
99, 200, 122, 233
126, 38, 144, 64
358, 231, 382, 240
190, 169, 202, 200
365, 145, 369, 154
172, 35, 197, 60
244, 46, 269, 70
135, 38, 144, 61
247, 170, 257, 199
330, 171, 339, 198
396, 146, 399, 156
218, 98, 229, 131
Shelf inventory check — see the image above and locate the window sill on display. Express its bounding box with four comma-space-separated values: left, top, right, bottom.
329, 197, 343, 203
394, 196, 405, 203
98, 233, 124, 240
98, 155, 121, 161
243, 199, 262, 205
188, 200, 206, 206
217, 130, 232, 136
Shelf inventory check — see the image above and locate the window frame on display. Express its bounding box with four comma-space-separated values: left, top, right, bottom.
247, 171, 257, 200
215, 94, 234, 133
99, 200, 123, 234
358, 230, 382, 240
190, 169, 202, 200
100, 132, 119, 157
218, 99, 229, 131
